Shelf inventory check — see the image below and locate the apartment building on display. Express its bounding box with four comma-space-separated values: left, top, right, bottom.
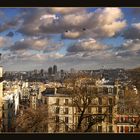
115, 114, 139, 133
41, 81, 119, 133
1, 86, 20, 132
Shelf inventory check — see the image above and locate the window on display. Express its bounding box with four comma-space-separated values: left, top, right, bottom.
2, 105, 4, 110
44, 98, 47, 104
109, 115, 112, 123
98, 97, 102, 105
56, 98, 59, 105
121, 117, 124, 122
65, 125, 68, 132
129, 117, 134, 123
98, 107, 102, 113
65, 117, 69, 123
130, 127, 133, 132
65, 99, 69, 105
109, 126, 113, 132
133, 118, 136, 123
109, 106, 113, 114
88, 107, 91, 114
108, 98, 113, 105
103, 87, 108, 94
98, 126, 102, 132
64, 108, 69, 114
56, 107, 60, 114
125, 116, 129, 122
55, 124, 59, 131
120, 126, 123, 133
98, 87, 103, 94
108, 88, 113, 93
2, 112, 5, 118
56, 116, 59, 123
78, 116, 81, 122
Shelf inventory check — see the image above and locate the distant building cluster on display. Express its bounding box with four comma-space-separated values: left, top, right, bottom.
0, 64, 139, 133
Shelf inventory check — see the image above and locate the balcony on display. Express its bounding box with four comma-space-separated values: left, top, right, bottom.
114, 120, 137, 125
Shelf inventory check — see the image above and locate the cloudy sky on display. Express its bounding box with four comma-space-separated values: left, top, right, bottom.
0, 7, 140, 71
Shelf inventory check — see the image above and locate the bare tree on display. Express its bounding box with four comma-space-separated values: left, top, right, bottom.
15, 73, 116, 133
15, 105, 49, 132
62, 73, 113, 133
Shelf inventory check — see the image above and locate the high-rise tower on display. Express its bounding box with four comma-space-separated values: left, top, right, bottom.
53, 65, 57, 74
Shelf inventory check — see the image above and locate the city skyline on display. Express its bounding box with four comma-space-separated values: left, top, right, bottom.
0, 7, 140, 71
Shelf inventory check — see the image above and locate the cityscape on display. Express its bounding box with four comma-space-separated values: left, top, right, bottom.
0, 7, 140, 133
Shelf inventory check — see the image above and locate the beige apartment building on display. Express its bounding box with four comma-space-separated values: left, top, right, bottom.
41, 82, 120, 133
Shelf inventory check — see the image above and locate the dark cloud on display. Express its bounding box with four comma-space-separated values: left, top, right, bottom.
6, 31, 14, 37
122, 27, 140, 39
9, 41, 30, 51
115, 50, 140, 58
17, 8, 50, 36
115, 39, 140, 58
16, 7, 126, 39
67, 38, 111, 53
0, 19, 19, 33
5, 37, 63, 53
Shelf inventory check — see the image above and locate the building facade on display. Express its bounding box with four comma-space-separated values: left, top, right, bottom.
41, 83, 120, 133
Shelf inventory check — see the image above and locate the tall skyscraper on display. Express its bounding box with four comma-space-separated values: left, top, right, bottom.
53, 65, 57, 74
48, 67, 53, 75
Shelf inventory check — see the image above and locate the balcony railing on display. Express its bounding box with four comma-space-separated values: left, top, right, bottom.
114, 120, 137, 124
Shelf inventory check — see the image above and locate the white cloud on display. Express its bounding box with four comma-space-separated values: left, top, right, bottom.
132, 23, 140, 29
122, 39, 140, 51
49, 7, 86, 15
0, 36, 12, 48
122, 22, 140, 39
62, 31, 81, 39
7, 37, 63, 52
67, 38, 111, 53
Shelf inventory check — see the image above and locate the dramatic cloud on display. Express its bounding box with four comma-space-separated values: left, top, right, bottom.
62, 31, 82, 39
67, 38, 111, 53
49, 8, 125, 38
0, 18, 19, 33
0, 7, 140, 71
132, 23, 140, 29
91, 8, 126, 38
0, 36, 7, 47
1, 51, 64, 71
121, 39, 140, 51
0, 36, 12, 48
43, 41, 63, 53
6, 37, 63, 52
17, 8, 50, 36
49, 7, 86, 15
116, 39, 140, 57
10, 38, 48, 51
122, 22, 140, 39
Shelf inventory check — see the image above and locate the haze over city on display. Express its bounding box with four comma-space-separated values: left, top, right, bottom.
0, 7, 140, 71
